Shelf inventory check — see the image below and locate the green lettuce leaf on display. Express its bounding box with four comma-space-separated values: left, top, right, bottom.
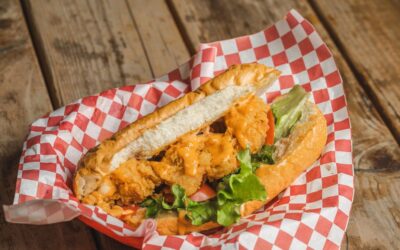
141, 184, 216, 226
237, 148, 253, 174
141, 185, 187, 218
140, 197, 162, 218
272, 85, 309, 141
216, 200, 241, 226
216, 148, 267, 226
161, 184, 186, 209
186, 200, 217, 226
141, 149, 268, 227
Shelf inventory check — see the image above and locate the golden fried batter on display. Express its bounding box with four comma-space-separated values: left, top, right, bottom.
82, 96, 268, 207
225, 95, 268, 153
121, 208, 146, 228
199, 133, 238, 180
112, 159, 161, 203
151, 161, 205, 196
151, 133, 205, 196
81, 176, 118, 208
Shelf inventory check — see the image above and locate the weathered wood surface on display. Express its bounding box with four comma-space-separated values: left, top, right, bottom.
23, 0, 190, 109
0, 0, 97, 249
3, 0, 399, 249
169, 0, 400, 249
127, 0, 190, 76
22, 0, 189, 249
23, 0, 154, 108
169, 0, 400, 170
311, 0, 400, 143
345, 171, 400, 249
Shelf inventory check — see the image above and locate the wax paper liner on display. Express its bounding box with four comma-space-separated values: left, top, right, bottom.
3, 10, 353, 250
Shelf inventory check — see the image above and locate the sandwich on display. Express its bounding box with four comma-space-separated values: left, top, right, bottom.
73, 63, 327, 235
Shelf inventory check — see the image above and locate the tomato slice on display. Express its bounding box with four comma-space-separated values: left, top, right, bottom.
190, 183, 216, 202
265, 109, 275, 145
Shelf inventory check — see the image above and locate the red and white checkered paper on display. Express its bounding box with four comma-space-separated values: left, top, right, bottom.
4, 10, 353, 249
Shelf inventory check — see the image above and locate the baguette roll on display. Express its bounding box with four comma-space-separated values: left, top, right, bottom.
73, 63, 328, 236
74, 64, 279, 199
155, 101, 327, 235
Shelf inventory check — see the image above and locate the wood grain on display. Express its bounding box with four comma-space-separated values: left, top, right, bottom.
23, 0, 189, 248
23, 0, 154, 108
0, 0, 96, 249
169, 0, 400, 171
19, 0, 400, 249
23, 0, 151, 248
311, 0, 400, 143
345, 171, 400, 249
126, 0, 190, 77
168, 0, 400, 248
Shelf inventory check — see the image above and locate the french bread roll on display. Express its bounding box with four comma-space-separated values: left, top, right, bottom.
74, 64, 279, 199
73, 63, 327, 235
154, 101, 327, 235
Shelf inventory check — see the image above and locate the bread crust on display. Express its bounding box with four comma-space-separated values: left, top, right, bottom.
73, 63, 327, 235
241, 102, 327, 216
74, 64, 279, 199
153, 102, 327, 234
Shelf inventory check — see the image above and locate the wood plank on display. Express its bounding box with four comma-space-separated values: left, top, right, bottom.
126, 0, 190, 77
310, 0, 400, 142
24, 0, 190, 249
23, 0, 150, 248
23, 0, 154, 108
169, 0, 400, 171
168, 0, 400, 248
345, 171, 400, 249
0, 0, 96, 249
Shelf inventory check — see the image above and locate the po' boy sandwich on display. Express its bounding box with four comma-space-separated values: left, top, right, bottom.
73, 63, 327, 235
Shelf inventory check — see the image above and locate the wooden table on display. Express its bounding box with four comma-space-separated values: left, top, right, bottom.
1, 0, 399, 249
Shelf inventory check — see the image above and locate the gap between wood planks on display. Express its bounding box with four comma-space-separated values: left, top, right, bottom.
166, 0, 400, 174
15, 0, 399, 249
125, 0, 156, 78
308, 0, 400, 146
19, 0, 57, 109
165, 0, 197, 55
0, 0, 98, 249
20, 0, 400, 172
163, 1, 400, 247
18, 0, 188, 249
19, 1, 128, 249
19, 0, 56, 110
19, 1, 104, 247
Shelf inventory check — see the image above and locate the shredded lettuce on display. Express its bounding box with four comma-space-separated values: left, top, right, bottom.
272, 85, 309, 141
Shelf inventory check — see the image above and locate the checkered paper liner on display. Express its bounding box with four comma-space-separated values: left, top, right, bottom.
4, 10, 353, 249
